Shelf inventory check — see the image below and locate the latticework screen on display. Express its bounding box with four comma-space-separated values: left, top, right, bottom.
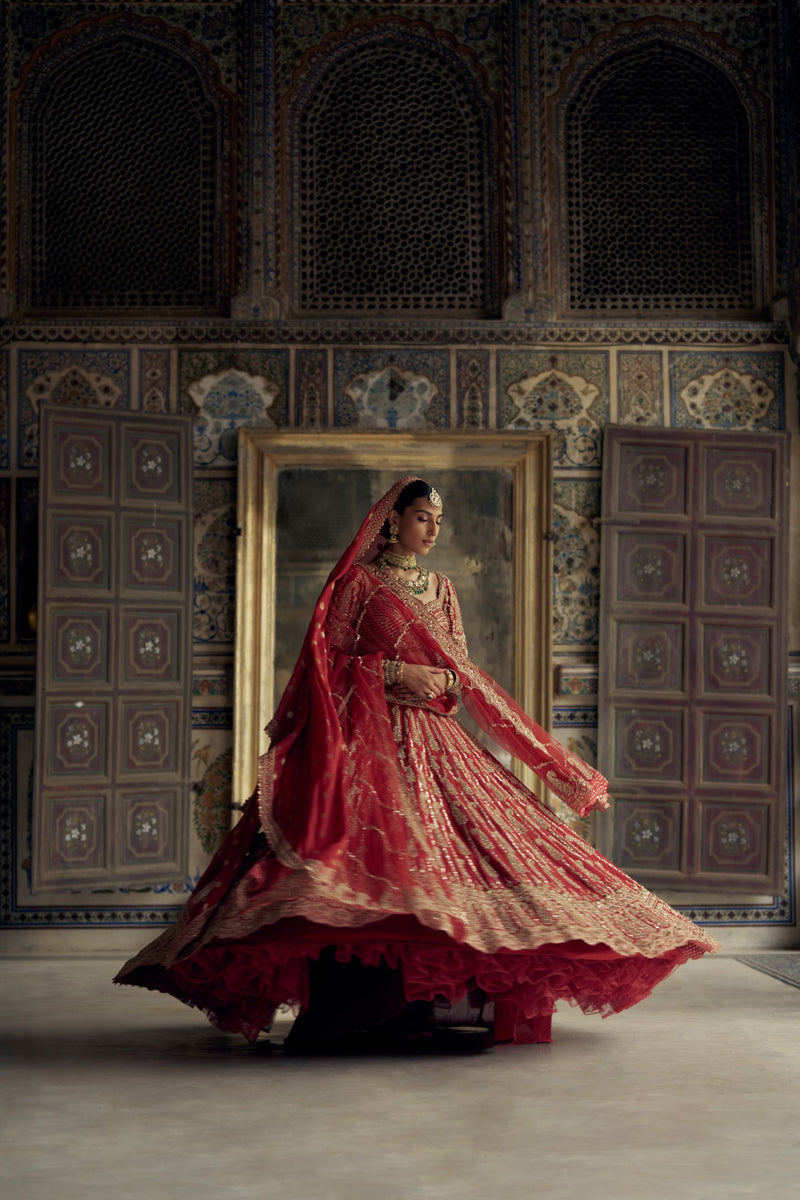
566, 44, 755, 315
294, 38, 498, 316
24, 35, 223, 311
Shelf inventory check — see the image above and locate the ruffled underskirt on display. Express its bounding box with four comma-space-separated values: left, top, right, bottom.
118, 914, 705, 1044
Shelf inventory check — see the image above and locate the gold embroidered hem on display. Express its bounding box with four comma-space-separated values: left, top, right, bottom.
115, 479, 717, 1044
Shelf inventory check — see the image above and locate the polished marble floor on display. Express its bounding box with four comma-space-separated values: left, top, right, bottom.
0, 953, 797, 1200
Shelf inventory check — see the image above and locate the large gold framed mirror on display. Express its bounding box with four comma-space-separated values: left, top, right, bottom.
234, 431, 553, 809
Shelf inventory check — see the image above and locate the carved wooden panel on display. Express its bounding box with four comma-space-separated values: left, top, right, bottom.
34, 406, 193, 890
599, 428, 788, 891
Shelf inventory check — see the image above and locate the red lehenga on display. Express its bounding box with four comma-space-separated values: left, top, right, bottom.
116, 478, 718, 1044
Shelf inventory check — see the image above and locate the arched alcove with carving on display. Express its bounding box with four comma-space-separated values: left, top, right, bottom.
284, 20, 502, 317
549, 22, 772, 319
13, 16, 235, 315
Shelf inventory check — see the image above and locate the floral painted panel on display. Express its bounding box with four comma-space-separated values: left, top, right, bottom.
670, 352, 784, 431
599, 428, 788, 892
498, 350, 608, 467
18, 348, 131, 468
34, 405, 193, 891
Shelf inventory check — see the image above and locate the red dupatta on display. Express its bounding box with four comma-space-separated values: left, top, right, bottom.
258, 478, 610, 879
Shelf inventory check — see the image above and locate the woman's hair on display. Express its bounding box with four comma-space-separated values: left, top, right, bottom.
380, 480, 436, 537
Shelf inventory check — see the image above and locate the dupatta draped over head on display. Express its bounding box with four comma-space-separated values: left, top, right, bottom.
259, 477, 610, 877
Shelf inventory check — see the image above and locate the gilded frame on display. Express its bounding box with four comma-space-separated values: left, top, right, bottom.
234, 430, 553, 809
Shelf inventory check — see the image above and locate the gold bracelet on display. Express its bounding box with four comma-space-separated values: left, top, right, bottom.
383, 660, 405, 687
445, 668, 458, 692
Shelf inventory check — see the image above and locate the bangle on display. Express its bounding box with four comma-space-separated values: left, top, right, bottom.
384, 660, 405, 687
444, 668, 458, 692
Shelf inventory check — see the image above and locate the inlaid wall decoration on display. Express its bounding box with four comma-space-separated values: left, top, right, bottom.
670, 352, 784, 430
617, 351, 664, 427
34, 405, 193, 890
140, 350, 170, 412
334, 350, 449, 427
18, 348, 131, 468
552, 479, 600, 648
599, 427, 789, 891
192, 477, 237, 644
189, 369, 278, 464
180, 349, 289, 462
296, 349, 327, 427
499, 351, 608, 466
457, 350, 491, 428
192, 743, 234, 856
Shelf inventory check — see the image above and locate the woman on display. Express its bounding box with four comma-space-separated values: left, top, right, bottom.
116, 477, 718, 1049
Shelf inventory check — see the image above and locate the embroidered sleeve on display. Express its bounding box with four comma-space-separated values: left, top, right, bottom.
440, 575, 468, 655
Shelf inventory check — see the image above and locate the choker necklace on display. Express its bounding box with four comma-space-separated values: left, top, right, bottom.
379, 548, 418, 571
376, 552, 431, 595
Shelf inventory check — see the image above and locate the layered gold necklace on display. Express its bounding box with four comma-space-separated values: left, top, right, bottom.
376, 549, 430, 595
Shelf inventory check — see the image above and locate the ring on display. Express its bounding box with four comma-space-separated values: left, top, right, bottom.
425, 691, 434, 699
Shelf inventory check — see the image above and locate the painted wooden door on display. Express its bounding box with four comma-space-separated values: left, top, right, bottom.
598, 428, 789, 892
33, 405, 194, 890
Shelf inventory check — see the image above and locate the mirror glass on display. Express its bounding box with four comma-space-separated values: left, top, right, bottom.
233, 431, 552, 807
274, 467, 513, 711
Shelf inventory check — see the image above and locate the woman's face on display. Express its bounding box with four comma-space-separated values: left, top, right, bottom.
391, 496, 443, 557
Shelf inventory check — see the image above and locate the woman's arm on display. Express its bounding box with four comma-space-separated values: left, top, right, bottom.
440, 575, 468, 657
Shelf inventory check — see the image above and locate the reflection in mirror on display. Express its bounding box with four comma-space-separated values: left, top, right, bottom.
275, 468, 513, 720
234, 431, 552, 809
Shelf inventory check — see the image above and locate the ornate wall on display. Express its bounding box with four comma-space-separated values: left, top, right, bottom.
0, 0, 797, 946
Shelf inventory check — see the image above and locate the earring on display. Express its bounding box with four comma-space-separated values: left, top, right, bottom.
388, 526, 398, 543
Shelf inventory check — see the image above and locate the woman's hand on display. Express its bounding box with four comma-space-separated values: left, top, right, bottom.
402, 664, 449, 701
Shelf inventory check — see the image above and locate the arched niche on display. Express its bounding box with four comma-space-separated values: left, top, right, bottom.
548, 20, 772, 319
283, 19, 502, 317
13, 15, 235, 314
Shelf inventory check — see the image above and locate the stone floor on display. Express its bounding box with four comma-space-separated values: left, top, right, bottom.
0, 953, 797, 1200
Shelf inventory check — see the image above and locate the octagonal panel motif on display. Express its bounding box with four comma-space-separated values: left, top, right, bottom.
36, 406, 193, 891
613, 799, 682, 871
616, 445, 687, 515
704, 448, 775, 520
703, 536, 772, 608
52, 516, 111, 589
615, 621, 684, 692
121, 701, 179, 774
47, 701, 108, 778
124, 431, 181, 501
701, 713, 771, 785
613, 709, 684, 781
123, 519, 182, 592
600, 428, 787, 892
120, 791, 174, 863
53, 426, 111, 499
700, 803, 768, 874
47, 794, 107, 870
702, 625, 770, 695
122, 611, 180, 682
51, 609, 110, 683
616, 532, 685, 604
